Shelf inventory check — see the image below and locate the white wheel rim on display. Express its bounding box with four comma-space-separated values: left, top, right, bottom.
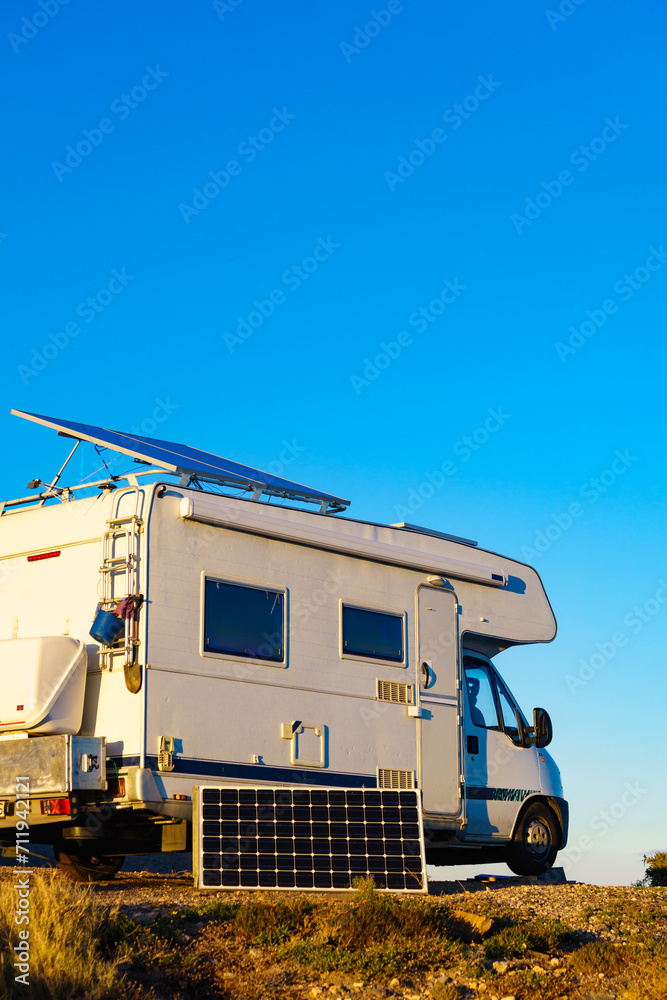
526, 818, 551, 858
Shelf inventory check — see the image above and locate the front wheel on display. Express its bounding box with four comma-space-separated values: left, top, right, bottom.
55, 846, 125, 883
507, 802, 559, 876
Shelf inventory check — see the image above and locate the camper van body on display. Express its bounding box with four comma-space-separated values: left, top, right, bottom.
0, 471, 567, 878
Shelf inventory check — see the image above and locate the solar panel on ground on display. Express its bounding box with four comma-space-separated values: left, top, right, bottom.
11, 409, 349, 511
194, 786, 427, 893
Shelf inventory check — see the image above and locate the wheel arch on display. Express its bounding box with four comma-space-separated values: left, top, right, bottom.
510, 794, 567, 850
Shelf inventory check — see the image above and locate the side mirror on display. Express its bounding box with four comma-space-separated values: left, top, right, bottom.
533, 707, 553, 748
520, 707, 553, 748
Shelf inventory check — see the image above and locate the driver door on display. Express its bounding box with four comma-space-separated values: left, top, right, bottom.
462, 655, 540, 839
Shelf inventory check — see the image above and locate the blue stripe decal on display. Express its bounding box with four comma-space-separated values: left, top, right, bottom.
109, 755, 377, 788
466, 786, 538, 802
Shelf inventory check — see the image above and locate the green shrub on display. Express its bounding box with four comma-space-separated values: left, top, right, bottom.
641, 852, 667, 887
233, 897, 313, 946
259, 884, 463, 978
484, 916, 578, 959
571, 941, 627, 975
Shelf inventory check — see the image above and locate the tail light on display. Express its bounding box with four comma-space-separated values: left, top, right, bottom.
40, 798, 71, 816
111, 777, 126, 799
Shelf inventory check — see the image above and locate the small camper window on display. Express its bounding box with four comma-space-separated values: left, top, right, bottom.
342, 605, 404, 662
204, 579, 284, 662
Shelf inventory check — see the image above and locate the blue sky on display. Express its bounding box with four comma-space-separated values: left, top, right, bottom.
2, 0, 665, 885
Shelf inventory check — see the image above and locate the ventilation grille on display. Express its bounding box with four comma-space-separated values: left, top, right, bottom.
378, 768, 416, 790
376, 679, 414, 705
196, 786, 426, 892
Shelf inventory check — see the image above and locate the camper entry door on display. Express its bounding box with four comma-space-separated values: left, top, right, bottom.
417, 587, 461, 818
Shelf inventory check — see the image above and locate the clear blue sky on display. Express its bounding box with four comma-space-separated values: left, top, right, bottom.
2, 0, 665, 885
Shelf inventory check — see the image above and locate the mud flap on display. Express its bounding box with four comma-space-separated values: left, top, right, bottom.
161, 819, 187, 852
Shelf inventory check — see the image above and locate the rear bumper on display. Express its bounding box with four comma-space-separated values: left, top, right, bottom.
0, 734, 106, 832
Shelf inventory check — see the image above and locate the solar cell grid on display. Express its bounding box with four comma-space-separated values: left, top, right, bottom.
13, 410, 350, 510
195, 785, 427, 893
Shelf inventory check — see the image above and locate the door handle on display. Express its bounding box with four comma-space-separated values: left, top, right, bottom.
421, 661, 430, 689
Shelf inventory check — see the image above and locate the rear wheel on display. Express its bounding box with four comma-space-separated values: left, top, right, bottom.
507, 802, 559, 876
55, 846, 125, 883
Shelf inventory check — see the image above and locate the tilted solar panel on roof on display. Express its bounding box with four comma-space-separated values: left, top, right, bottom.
11, 409, 350, 510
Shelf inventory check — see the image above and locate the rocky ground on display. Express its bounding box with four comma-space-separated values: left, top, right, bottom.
82, 870, 666, 1000
2, 855, 665, 999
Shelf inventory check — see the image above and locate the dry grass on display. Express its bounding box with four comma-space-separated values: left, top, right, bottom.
0, 872, 124, 999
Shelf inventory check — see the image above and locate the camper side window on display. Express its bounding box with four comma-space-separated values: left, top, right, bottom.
204, 579, 284, 662
341, 605, 404, 662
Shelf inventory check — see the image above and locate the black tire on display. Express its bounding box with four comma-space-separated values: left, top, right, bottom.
507, 802, 559, 876
55, 847, 125, 883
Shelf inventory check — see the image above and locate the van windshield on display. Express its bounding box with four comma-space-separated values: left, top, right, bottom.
464, 656, 529, 744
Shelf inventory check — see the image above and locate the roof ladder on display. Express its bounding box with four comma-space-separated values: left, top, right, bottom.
98, 512, 143, 671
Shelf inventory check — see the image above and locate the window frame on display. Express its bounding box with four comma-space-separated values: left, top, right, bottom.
463, 654, 529, 744
493, 670, 529, 745
338, 600, 407, 667
200, 572, 288, 668
463, 657, 501, 731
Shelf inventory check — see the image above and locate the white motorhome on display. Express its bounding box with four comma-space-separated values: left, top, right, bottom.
0, 410, 567, 883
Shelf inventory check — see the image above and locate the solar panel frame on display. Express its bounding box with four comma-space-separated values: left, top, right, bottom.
11, 409, 350, 510
193, 785, 428, 893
